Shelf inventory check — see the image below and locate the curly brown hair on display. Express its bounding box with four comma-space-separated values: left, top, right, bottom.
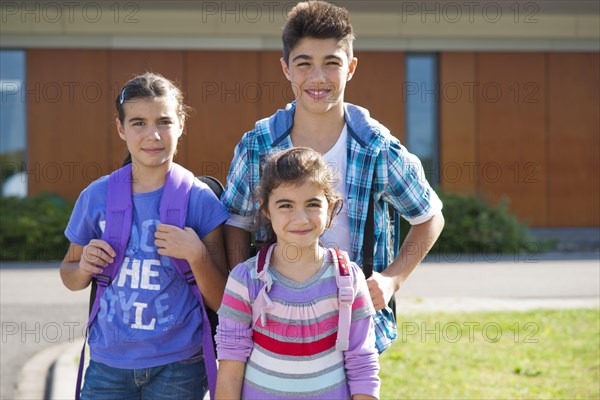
256, 147, 343, 246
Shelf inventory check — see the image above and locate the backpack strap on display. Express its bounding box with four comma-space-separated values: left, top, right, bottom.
331, 248, 354, 351
197, 175, 224, 198
159, 164, 217, 400
76, 164, 133, 400
196, 176, 225, 349
252, 244, 275, 327
362, 167, 376, 279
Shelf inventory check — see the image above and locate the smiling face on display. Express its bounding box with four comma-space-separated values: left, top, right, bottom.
281, 37, 357, 116
116, 96, 184, 172
264, 181, 332, 251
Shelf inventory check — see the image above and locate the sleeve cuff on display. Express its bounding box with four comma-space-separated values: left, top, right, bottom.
406, 190, 443, 226
225, 214, 254, 231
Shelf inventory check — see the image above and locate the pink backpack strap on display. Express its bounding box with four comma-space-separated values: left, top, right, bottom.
250, 245, 354, 352
332, 248, 354, 352
252, 244, 276, 327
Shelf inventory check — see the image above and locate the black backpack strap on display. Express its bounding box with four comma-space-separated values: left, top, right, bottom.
362, 169, 375, 279
362, 166, 397, 315
196, 176, 225, 352
198, 175, 224, 198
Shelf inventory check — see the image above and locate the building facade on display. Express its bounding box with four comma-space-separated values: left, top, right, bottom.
1, 1, 598, 227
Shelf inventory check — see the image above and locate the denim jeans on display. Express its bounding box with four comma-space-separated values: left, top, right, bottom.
81, 355, 208, 400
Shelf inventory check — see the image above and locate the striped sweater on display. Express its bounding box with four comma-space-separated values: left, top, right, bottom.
217, 249, 380, 399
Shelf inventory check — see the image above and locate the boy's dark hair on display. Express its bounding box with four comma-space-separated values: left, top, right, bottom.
257, 147, 343, 246
282, 1, 355, 64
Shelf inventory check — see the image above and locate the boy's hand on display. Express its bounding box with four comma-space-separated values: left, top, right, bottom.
366, 272, 396, 311
154, 223, 204, 263
80, 239, 115, 276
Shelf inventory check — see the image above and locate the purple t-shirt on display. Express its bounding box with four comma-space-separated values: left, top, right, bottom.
65, 175, 229, 369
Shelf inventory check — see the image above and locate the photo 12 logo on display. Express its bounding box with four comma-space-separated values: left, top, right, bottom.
2, 321, 84, 344
399, 1, 540, 24
400, 321, 540, 344
1, 2, 139, 24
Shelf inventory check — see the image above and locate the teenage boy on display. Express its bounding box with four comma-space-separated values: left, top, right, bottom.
222, 0, 444, 353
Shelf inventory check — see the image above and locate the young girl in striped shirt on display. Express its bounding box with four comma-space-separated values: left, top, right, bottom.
215, 147, 380, 400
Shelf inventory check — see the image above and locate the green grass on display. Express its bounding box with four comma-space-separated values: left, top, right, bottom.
380, 308, 600, 399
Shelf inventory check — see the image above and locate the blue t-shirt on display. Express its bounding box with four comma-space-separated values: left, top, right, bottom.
65, 175, 229, 369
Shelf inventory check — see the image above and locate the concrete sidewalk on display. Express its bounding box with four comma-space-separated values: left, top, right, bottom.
12, 253, 600, 400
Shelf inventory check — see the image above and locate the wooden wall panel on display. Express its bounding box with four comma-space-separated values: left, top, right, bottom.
184, 51, 260, 183
258, 51, 292, 118
25, 48, 599, 229
477, 53, 547, 226
108, 50, 185, 167
548, 53, 600, 226
345, 52, 405, 142
27, 50, 110, 200
439, 52, 477, 195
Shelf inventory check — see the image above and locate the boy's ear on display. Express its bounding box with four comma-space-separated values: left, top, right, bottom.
280, 57, 291, 81
346, 57, 358, 82
116, 118, 126, 141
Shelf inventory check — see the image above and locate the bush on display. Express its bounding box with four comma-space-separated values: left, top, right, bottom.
399, 191, 549, 255
0, 193, 74, 261
0, 191, 550, 261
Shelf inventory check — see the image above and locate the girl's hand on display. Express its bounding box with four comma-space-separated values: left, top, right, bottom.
80, 239, 115, 276
154, 223, 204, 263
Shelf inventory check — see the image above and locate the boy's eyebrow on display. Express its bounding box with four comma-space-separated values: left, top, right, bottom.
127, 117, 145, 123
292, 54, 344, 63
292, 54, 312, 62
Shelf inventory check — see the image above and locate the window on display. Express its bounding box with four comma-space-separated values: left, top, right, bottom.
405, 53, 439, 184
0, 50, 26, 197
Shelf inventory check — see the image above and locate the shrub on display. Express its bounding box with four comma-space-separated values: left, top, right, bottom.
0, 193, 74, 261
398, 191, 549, 255
0, 190, 550, 261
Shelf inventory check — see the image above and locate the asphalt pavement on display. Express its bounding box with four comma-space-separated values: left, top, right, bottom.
2, 251, 599, 400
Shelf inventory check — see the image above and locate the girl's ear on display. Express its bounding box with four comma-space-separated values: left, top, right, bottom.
116, 118, 126, 141
259, 200, 270, 220
324, 201, 333, 230
177, 115, 185, 138
326, 198, 342, 230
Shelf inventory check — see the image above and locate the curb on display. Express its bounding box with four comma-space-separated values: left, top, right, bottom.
47, 339, 85, 400
15, 339, 82, 400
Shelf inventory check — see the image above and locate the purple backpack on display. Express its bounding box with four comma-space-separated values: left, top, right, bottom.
76, 163, 218, 400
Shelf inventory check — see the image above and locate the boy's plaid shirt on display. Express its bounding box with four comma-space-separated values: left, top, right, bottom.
222, 102, 442, 352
